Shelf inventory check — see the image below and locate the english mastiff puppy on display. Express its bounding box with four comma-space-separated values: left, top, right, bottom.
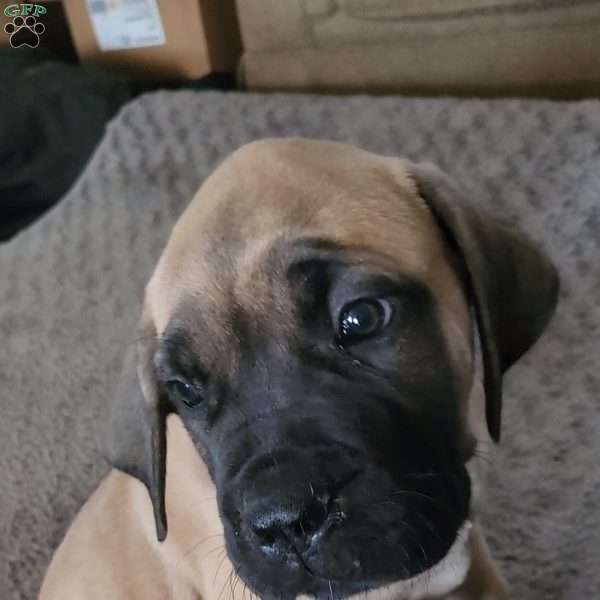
40, 139, 558, 600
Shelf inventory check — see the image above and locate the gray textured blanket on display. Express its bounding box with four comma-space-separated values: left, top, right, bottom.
0, 92, 598, 600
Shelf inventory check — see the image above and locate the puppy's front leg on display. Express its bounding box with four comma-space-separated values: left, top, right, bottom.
447, 524, 510, 600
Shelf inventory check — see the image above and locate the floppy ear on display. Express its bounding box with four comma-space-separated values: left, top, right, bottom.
409, 162, 559, 443
108, 309, 170, 541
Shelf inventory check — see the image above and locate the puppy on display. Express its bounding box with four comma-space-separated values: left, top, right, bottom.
40, 139, 558, 600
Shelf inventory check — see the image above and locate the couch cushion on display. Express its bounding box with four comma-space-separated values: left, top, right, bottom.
237, 0, 600, 95
0, 91, 599, 599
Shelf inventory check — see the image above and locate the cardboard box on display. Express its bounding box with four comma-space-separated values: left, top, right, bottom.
63, 0, 240, 79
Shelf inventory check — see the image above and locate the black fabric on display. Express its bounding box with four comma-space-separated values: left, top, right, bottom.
0, 49, 234, 240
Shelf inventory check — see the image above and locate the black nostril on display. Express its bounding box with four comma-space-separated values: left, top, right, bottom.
248, 499, 328, 552
298, 499, 328, 537
254, 526, 276, 547
241, 464, 360, 557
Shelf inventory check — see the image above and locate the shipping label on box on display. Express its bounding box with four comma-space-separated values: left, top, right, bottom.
86, 0, 165, 51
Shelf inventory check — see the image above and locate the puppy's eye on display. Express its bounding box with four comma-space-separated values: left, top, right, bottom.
166, 379, 202, 408
338, 298, 393, 341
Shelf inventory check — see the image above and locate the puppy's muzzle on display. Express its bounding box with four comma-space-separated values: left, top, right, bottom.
222, 434, 471, 599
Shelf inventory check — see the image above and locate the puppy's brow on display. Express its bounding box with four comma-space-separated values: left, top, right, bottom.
282, 236, 349, 265
289, 236, 347, 253
283, 238, 350, 286
155, 327, 208, 382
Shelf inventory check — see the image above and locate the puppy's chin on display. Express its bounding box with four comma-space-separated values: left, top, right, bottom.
297, 521, 473, 600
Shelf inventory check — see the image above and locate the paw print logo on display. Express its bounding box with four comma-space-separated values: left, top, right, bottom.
4, 15, 45, 48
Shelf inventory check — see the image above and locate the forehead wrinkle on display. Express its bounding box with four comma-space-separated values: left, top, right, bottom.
232, 234, 298, 341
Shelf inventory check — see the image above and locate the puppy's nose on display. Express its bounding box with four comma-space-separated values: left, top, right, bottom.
247, 495, 328, 554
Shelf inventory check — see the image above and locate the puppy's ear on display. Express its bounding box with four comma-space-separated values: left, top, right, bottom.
108, 308, 170, 541
409, 162, 559, 442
